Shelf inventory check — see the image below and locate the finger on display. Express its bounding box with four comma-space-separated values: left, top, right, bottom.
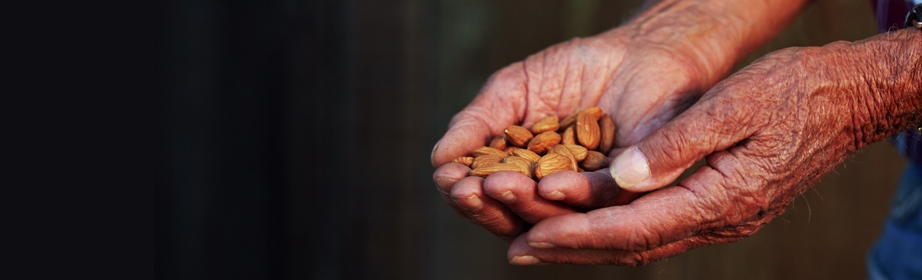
536, 169, 645, 209
431, 65, 528, 167
521, 167, 730, 252
482, 171, 579, 223
507, 233, 710, 266
450, 176, 527, 240
608, 94, 760, 192
433, 163, 474, 218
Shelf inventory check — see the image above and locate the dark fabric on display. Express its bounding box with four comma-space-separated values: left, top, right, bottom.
871, 0, 914, 32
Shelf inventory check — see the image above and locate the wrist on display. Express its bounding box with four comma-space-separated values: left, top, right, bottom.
825, 28, 922, 146
618, 0, 809, 88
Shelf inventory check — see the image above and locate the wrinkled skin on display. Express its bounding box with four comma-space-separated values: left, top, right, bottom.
507, 31, 922, 265
431, 27, 713, 241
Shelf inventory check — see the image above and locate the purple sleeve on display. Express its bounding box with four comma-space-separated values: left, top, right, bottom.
872, 0, 914, 32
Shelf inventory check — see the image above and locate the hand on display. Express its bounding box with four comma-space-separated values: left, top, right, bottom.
431, 25, 714, 240
506, 30, 922, 265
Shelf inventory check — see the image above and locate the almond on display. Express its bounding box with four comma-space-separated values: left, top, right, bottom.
471, 154, 504, 169
489, 136, 507, 150
535, 153, 575, 180
511, 148, 541, 162
576, 111, 600, 150
470, 163, 521, 177
599, 114, 615, 155
451, 156, 474, 167
503, 146, 517, 156
527, 131, 561, 154
580, 151, 608, 171
504, 125, 533, 147
561, 126, 576, 145
503, 156, 535, 179
473, 146, 507, 157
558, 113, 578, 130
582, 107, 603, 120
548, 144, 578, 171
563, 144, 588, 162
530, 115, 560, 134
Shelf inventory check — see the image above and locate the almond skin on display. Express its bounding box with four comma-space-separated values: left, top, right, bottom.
580, 151, 608, 171
489, 136, 507, 150
527, 131, 562, 154
535, 153, 575, 180
470, 163, 521, 177
558, 114, 578, 131
511, 148, 541, 162
561, 126, 576, 145
504, 125, 533, 147
576, 111, 601, 150
599, 114, 615, 155
503, 146, 517, 156
451, 156, 474, 167
530, 115, 560, 134
548, 144, 578, 171
473, 146, 507, 157
471, 154, 504, 169
563, 144, 588, 162
503, 156, 535, 179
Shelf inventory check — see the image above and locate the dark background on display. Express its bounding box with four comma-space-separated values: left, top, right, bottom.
156, 0, 905, 279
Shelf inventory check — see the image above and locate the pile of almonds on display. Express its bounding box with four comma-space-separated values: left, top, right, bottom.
451, 107, 615, 181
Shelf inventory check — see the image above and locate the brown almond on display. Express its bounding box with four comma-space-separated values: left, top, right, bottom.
599, 114, 615, 155
559, 107, 602, 130
470, 163, 521, 177
504, 125, 533, 147
527, 131, 561, 154
471, 154, 504, 169
581, 107, 603, 120
451, 156, 474, 167
473, 146, 507, 157
530, 115, 560, 134
535, 153, 575, 180
503, 156, 535, 179
563, 144, 588, 162
548, 145, 578, 171
503, 146, 517, 156
558, 113, 578, 130
511, 148, 541, 162
580, 151, 609, 171
489, 136, 507, 150
561, 126, 576, 145
576, 111, 600, 150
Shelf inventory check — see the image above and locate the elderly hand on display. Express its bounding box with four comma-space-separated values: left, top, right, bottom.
506, 29, 922, 265
430, 22, 721, 240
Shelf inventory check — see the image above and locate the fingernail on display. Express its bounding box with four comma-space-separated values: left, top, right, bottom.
430, 140, 440, 167
510, 255, 544, 265
494, 191, 516, 203
609, 146, 650, 189
453, 194, 483, 210
540, 190, 565, 200
527, 242, 556, 249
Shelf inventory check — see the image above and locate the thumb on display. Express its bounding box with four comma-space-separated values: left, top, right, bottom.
608, 98, 756, 192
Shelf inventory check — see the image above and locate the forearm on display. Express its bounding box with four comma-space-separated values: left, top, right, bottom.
618, 0, 811, 86
843, 28, 922, 146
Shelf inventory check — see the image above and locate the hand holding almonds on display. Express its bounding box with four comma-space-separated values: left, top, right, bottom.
453, 107, 615, 181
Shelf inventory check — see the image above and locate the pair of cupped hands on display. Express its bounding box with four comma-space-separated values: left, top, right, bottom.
430, 26, 890, 265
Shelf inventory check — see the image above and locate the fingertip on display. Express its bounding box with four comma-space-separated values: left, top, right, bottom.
536, 171, 584, 201
430, 140, 440, 167
609, 146, 651, 190
482, 171, 535, 203
433, 163, 471, 193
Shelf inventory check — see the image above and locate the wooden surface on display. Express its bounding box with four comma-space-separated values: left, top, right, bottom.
157, 0, 905, 279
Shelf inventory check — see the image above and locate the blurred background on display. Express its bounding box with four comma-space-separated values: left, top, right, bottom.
156, 0, 905, 279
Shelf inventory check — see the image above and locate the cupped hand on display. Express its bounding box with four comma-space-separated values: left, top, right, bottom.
431, 26, 715, 240
507, 33, 922, 265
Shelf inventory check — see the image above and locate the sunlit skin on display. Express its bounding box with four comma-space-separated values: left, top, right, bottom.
432, 0, 922, 266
